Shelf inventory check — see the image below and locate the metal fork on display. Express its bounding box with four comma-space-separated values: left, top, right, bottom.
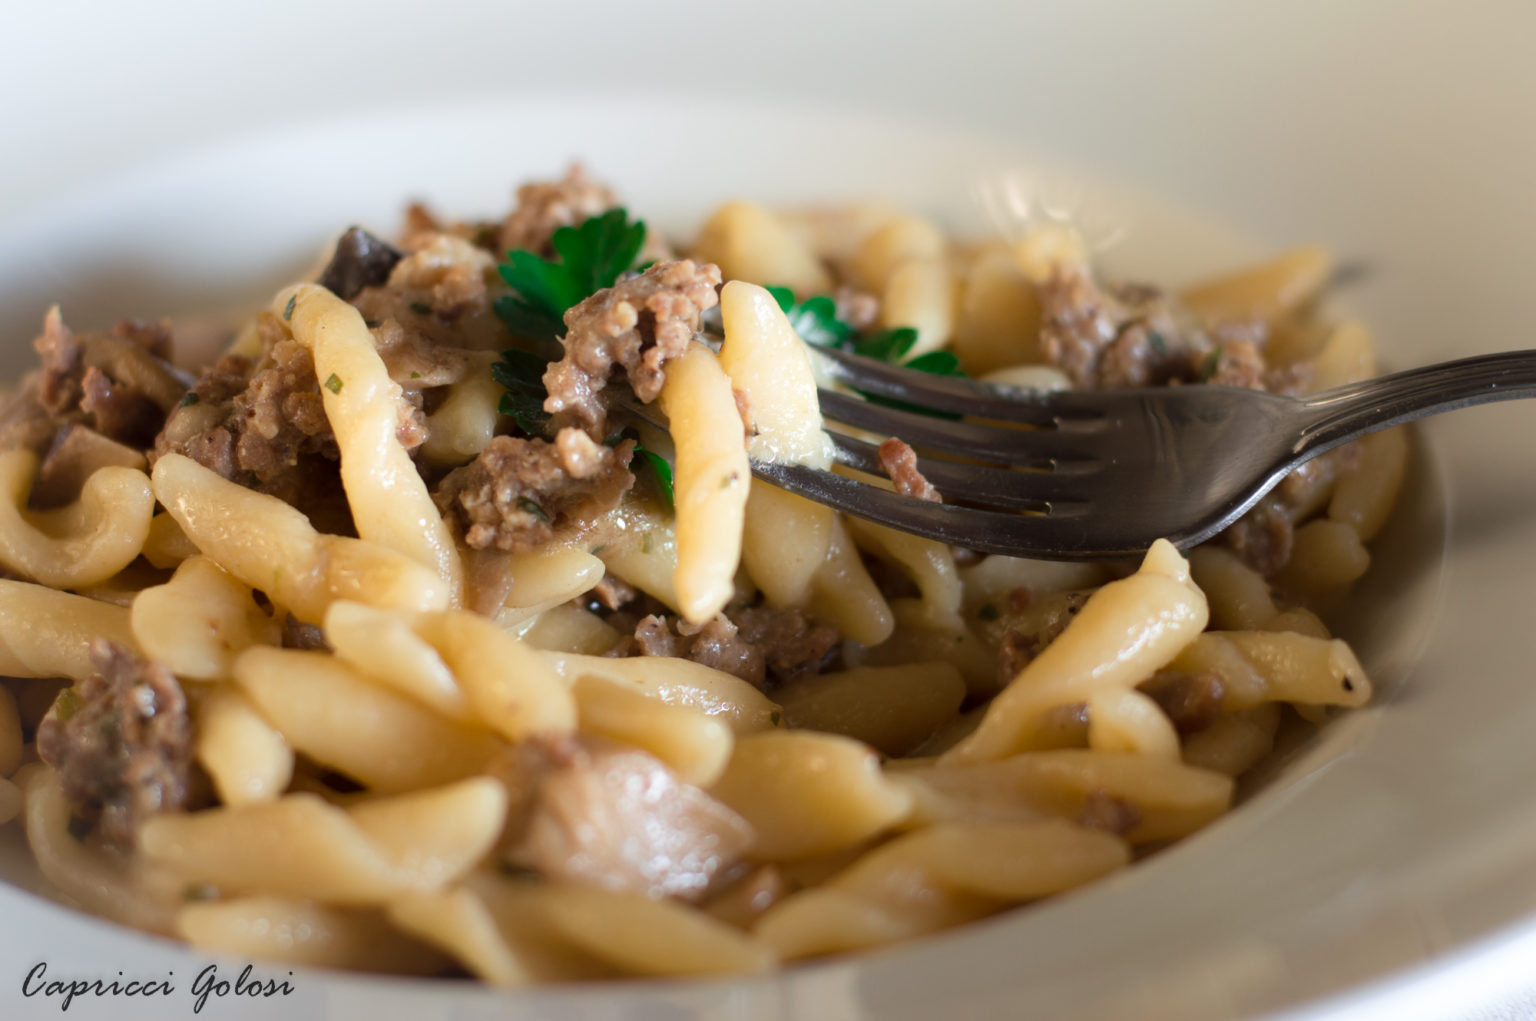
730, 348, 1536, 560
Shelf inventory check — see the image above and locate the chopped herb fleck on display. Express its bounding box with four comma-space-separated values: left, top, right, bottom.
323, 373, 344, 394
590, 544, 607, 555
1198, 347, 1223, 383
54, 687, 80, 722
409, 370, 421, 379
770, 710, 782, 727
640, 531, 655, 555
179, 392, 200, 408
978, 603, 1000, 622
1147, 331, 1168, 356
409, 301, 432, 315
282, 293, 297, 321
720, 472, 740, 490
516, 496, 551, 524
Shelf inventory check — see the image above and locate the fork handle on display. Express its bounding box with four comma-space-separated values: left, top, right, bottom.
1295, 349, 1536, 455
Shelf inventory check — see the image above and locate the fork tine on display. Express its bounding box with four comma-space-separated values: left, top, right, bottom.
827, 433, 1096, 509
812, 346, 1100, 425
818, 390, 1103, 466
749, 461, 1126, 559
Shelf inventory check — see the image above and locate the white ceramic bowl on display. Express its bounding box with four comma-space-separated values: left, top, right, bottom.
3, 6, 1536, 1020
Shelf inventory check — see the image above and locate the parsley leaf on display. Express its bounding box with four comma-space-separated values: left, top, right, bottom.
606, 427, 675, 509
491, 349, 553, 437
853, 327, 919, 362
765, 286, 968, 420
631, 445, 676, 509
495, 208, 648, 339
768, 286, 855, 348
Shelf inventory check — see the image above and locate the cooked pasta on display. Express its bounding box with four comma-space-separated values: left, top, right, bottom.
0, 165, 1403, 985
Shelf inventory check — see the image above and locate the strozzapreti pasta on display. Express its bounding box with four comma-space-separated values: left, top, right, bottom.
0, 165, 1402, 982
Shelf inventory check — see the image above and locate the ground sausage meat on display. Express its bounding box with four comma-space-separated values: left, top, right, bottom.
996, 588, 1090, 684
153, 319, 427, 513
433, 429, 635, 553
35, 640, 192, 850
1038, 271, 1195, 390
878, 437, 941, 503
495, 165, 621, 258
613, 603, 839, 689
0, 308, 186, 460
542, 260, 723, 437
1138, 668, 1226, 735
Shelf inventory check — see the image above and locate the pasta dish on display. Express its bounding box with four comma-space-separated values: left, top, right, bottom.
0, 166, 1406, 982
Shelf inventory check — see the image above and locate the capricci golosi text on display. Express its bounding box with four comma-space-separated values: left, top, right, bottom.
22, 962, 294, 1014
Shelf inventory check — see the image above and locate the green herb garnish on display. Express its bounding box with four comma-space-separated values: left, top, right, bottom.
516, 496, 551, 524
409, 301, 432, 315
632, 445, 676, 508
491, 349, 554, 437
1148, 331, 1168, 357
766, 286, 967, 418
282, 294, 297, 321
495, 207, 648, 339
323, 373, 344, 394
179, 392, 200, 408
766, 286, 855, 348
605, 427, 674, 509
770, 710, 782, 727
853, 326, 919, 362
54, 687, 80, 722
1198, 347, 1223, 383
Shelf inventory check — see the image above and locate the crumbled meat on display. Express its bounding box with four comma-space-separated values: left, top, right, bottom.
590, 573, 635, 612
155, 335, 337, 503
0, 308, 186, 460
1038, 271, 1194, 389
359, 233, 496, 327
734, 604, 841, 683
1138, 668, 1226, 735
317, 227, 405, 301
433, 430, 635, 553
79, 365, 164, 447
613, 603, 839, 689
496, 165, 621, 258
1220, 497, 1294, 577
542, 260, 722, 437
878, 437, 941, 503
1076, 790, 1142, 836
153, 316, 425, 516
281, 614, 330, 651
997, 589, 1089, 684
500, 735, 754, 901
34, 640, 192, 850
